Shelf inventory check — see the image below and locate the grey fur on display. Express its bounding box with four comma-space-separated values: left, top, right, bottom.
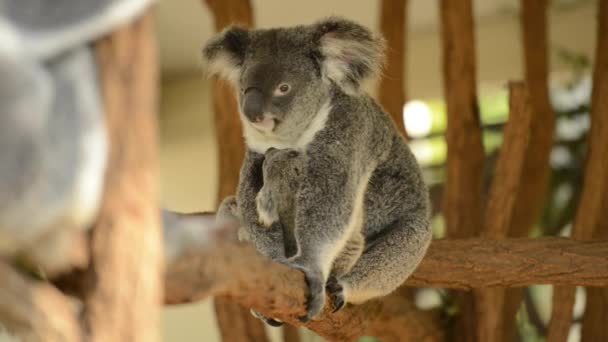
205, 17, 431, 321
256, 147, 364, 275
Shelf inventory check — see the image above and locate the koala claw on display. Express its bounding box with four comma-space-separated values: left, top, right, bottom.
326, 276, 345, 313
250, 309, 284, 327
276, 257, 326, 322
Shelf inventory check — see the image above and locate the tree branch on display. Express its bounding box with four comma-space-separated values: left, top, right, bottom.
0, 261, 82, 342
440, 1, 483, 340
163, 216, 608, 340
83, 11, 163, 342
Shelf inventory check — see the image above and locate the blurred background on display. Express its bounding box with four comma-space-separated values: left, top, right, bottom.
156, 0, 597, 341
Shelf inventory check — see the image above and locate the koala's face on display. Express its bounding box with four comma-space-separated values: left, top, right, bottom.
203, 18, 385, 136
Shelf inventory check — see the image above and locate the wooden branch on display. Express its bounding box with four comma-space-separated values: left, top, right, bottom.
475, 82, 533, 342
494, 2, 557, 341
549, 2, 608, 341
202, 1, 269, 341
165, 235, 443, 341
83, 11, 163, 342
378, 0, 408, 139
439, 1, 483, 340
163, 211, 608, 340
0, 261, 81, 342
513, 0, 554, 238
167, 237, 608, 294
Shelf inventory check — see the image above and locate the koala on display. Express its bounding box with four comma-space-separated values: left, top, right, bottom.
206, 17, 432, 323
257, 147, 364, 276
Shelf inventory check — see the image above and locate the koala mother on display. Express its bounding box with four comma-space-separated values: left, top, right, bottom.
205, 18, 431, 323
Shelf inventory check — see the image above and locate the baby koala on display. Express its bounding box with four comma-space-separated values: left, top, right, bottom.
257, 148, 364, 312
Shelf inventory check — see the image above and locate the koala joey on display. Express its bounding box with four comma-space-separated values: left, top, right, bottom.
257, 147, 364, 277
207, 17, 432, 323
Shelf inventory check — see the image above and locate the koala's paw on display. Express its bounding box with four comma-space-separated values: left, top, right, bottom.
256, 191, 278, 228
277, 258, 326, 322
326, 276, 346, 313
250, 309, 284, 327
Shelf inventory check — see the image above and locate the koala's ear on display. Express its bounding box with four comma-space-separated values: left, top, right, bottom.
312, 17, 385, 94
202, 26, 250, 84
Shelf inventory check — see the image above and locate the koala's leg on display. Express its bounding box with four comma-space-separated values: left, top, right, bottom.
326, 231, 365, 312
338, 218, 431, 305
330, 230, 364, 278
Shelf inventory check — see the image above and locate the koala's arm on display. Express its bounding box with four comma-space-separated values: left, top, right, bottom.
236, 150, 286, 260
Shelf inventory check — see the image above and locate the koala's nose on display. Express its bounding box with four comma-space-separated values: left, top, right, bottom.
242, 87, 265, 122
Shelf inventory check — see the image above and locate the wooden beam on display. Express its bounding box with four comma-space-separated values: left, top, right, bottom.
84, 10, 163, 342
475, 82, 533, 342
201, 1, 269, 341
378, 0, 408, 139
439, 0, 484, 340
548, 1, 608, 341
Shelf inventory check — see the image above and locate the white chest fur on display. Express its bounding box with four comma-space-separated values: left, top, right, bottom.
243, 102, 332, 153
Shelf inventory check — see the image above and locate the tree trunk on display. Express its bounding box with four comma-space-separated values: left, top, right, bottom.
495, 2, 556, 340
84, 10, 163, 342
549, 2, 608, 341
439, 0, 484, 340
378, 0, 408, 139
201, 0, 269, 341
475, 82, 533, 342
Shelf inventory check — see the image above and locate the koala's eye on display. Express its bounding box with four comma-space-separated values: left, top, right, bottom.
273, 83, 291, 96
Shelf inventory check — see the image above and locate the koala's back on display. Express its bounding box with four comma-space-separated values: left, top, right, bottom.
328, 92, 430, 240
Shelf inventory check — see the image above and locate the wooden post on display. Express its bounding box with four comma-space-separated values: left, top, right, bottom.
84, 10, 163, 342
202, 1, 269, 341
475, 83, 533, 342
378, 0, 408, 139
548, 1, 608, 341
439, 0, 484, 340
493, 2, 556, 340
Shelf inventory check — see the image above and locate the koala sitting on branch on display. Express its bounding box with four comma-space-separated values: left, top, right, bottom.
257, 147, 365, 294
205, 17, 431, 323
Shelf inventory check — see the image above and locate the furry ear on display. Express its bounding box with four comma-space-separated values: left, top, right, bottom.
312, 17, 385, 94
202, 26, 250, 84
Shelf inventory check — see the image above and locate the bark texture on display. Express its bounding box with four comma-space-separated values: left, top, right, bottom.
548, 2, 608, 341
83, 11, 163, 342
486, 2, 556, 340
378, 0, 408, 139
439, 1, 483, 340
0, 261, 82, 342
202, 0, 269, 341
475, 82, 533, 342
165, 236, 444, 342
164, 215, 608, 341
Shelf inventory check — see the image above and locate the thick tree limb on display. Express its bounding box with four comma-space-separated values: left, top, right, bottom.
0, 261, 82, 342
165, 238, 443, 342
440, 1, 483, 341
83, 11, 163, 342
164, 212, 608, 341
549, 2, 608, 341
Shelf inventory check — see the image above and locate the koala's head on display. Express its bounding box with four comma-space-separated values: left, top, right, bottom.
262, 148, 303, 184
202, 18, 384, 135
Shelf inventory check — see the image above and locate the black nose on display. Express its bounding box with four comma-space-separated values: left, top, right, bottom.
242, 87, 265, 122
